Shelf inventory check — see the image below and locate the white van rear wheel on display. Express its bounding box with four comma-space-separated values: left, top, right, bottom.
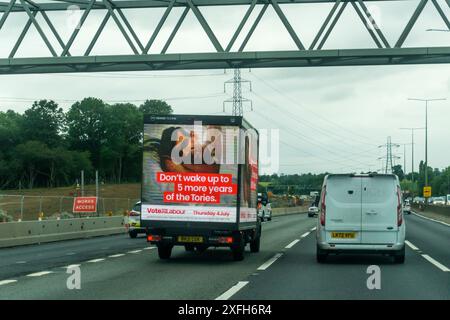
316, 245, 328, 263
393, 246, 405, 264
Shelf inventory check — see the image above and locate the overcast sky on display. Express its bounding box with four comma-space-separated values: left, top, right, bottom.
0, 0, 449, 175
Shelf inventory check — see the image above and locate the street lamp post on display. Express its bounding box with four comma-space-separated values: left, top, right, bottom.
399, 127, 425, 183
407, 98, 446, 190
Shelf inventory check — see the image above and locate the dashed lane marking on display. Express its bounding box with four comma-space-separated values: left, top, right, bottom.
26, 271, 53, 277
127, 250, 143, 254
215, 281, 249, 300
301, 231, 310, 238
87, 258, 105, 263
285, 239, 300, 249
257, 253, 283, 271
405, 240, 419, 251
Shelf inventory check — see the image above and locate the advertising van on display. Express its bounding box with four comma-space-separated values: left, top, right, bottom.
141, 114, 260, 261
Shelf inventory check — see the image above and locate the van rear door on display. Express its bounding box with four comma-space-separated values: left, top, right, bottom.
361, 175, 398, 244
325, 175, 362, 244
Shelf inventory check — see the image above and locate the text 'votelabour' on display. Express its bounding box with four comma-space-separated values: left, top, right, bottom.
156, 172, 237, 204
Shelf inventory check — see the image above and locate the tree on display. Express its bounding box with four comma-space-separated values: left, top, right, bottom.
418, 160, 434, 193
0, 110, 23, 188
103, 103, 142, 183
66, 98, 108, 170
139, 100, 173, 115
392, 165, 404, 181
0, 110, 23, 148
400, 179, 418, 194
22, 100, 65, 147
14, 141, 52, 189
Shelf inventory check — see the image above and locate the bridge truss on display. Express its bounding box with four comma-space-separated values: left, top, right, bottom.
0, 0, 449, 74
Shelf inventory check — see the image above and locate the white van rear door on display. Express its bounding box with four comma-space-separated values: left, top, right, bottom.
361, 176, 398, 244
325, 176, 362, 244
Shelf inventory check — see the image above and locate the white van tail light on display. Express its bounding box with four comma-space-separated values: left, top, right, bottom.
320, 187, 326, 226
397, 187, 403, 227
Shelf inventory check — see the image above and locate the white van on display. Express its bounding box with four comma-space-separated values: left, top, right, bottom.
316, 173, 405, 263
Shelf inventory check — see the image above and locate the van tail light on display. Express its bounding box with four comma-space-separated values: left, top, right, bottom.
320, 187, 326, 226
397, 187, 403, 227
218, 237, 233, 244
147, 234, 161, 242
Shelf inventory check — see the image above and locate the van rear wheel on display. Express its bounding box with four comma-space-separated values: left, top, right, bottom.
158, 244, 173, 260
316, 245, 328, 263
393, 246, 405, 264
231, 234, 245, 261
250, 235, 260, 253
232, 246, 245, 261
129, 230, 138, 238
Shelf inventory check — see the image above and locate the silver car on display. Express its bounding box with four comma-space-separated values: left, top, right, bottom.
126, 201, 146, 238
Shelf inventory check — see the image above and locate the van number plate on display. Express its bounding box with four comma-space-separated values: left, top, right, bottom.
177, 236, 204, 243
331, 232, 356, 239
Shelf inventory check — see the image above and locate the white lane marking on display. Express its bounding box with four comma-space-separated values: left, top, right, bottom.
66, 252, 76, 256
257, 253, 283, 271
127, 250, 143, 254
285, 239, 300, 249
15, 261, 27, 264
63, 264, 81, 269
27, 271, 53, 277
301, 231, 310, 238
405, 240, 419, 251
421, 254, 450, 272
412, 211, 450, 227
143, 247, 156, 250
310, 227, 317, 231
87, 258, 105, 263
215, 281, 249, 300
0, 280, 17, 286
108, 254, 125, 258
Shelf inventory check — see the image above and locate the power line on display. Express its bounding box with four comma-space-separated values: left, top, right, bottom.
250, 71, 382, 146
0, 92, 227, 105
251, 108, 378, 169
249, 91, 381, 162
250, 89, 381, 154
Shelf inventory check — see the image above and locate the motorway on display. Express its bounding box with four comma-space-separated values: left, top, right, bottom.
0, 213, 448, 300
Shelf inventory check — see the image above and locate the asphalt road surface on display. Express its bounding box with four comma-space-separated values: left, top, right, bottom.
0, 212, 448, 300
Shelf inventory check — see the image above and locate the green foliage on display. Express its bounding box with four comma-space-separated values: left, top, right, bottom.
139, 99, 173, 115
259, 173, 328, 195
400, 163, 449, 197
392, 165, 404, 181
22, 100, 65, 147
0, 98, 172, 190
66, 97, 108, 169
400, 180, 418, 194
